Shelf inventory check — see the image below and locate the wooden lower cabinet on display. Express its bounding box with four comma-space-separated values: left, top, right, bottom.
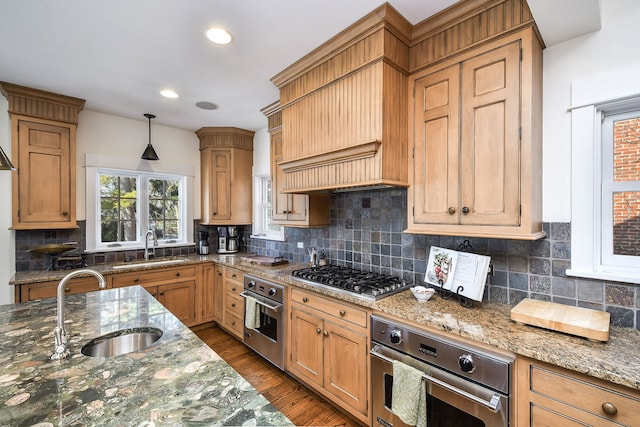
288, 288, 370, 425
111, 264, 198, 327
221, 266, 244, 339
213, 263, 225, 323
515, 356, 640, 426
16, 275, 110, 302
197, 263, 215, 324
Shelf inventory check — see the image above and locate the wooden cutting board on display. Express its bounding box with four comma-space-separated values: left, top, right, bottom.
240, 255, 289, 266
510, 298, 610, 342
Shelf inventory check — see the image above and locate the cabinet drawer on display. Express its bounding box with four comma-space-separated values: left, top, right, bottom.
111, 266, 197, 287
291, 288, 368, 328
225, 267, 243, 283
530, 363, 640, 425
225, 292, 244, 316
225, 279, 243, 296
224, 310, 244, 337
20, 277, 107, 302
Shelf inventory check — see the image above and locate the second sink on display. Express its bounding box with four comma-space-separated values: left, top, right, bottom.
81, 327, 163, 357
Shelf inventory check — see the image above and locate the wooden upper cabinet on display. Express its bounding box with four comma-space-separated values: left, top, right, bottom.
197, 127, 254, 225
262, 103, 330, 227
0, 82, 85, 230
407, 27, 545, 240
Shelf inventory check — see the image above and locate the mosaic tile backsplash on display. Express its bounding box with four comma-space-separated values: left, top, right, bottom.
14, 187, 639, 328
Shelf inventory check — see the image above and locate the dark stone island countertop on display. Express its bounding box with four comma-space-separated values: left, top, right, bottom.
0, 285, 293, 426
10, 253, 640, 394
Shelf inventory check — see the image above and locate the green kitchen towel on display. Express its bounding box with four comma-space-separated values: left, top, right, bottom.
392, 359, 427, 427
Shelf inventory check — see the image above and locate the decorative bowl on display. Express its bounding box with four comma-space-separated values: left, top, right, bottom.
411, 286, 435, 302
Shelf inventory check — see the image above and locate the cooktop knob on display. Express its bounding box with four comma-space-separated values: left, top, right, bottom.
247, 281, 256, 289
459, 354, 475, 373
268, 288, 277, 297
389, 329, 402, 345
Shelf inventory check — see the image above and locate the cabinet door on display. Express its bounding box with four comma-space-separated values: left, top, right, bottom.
460, 40, 521, 226
289, 305, 324, 388
323, 319, 369, 415
270, 129, 290, 222
213, 264, 224, 323
208, 149, 232, 221
17, 119, 73, 226
198, 263, 215, 323
412, 64, 460, 225
157, 280, 197, 326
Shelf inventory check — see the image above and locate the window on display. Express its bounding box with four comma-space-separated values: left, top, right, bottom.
569, 93, 640, 284
251, 176, 285, 241
87, 167, 191, 251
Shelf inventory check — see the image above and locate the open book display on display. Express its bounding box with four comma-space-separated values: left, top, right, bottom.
424, 246, 491, 307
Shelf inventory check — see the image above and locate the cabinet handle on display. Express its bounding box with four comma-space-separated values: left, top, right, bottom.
64, 288, 70, 293
462, 206, 470, 214
303, 297, 308, 303
448, 207, 456, 215
339, 310, 346, 316
316, 328, 322, 334
231, 303, 236, 308
62, 211, 68, 216
175, 272, 180, 277
602, 402, 618, 416
323, 331, 329, 337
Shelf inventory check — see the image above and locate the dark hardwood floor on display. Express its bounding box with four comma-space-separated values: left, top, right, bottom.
194, 325, 362, 427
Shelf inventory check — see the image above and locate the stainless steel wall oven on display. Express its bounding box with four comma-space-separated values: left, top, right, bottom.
371, 315, 514, 427
240, 274, 285, 370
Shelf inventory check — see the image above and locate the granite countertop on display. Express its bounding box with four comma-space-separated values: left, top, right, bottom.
10, 253, 640, 393
0, 285, 293, 426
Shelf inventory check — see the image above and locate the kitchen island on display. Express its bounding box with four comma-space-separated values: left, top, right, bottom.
0, 285, 293, 426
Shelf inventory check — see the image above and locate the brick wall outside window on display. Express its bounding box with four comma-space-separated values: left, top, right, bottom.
613, 118, 640, 256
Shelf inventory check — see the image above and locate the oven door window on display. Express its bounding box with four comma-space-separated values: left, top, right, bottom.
383, 373, 486, 427
255, 305, 279, 342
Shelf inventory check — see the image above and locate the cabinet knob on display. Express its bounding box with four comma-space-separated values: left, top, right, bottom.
213, 212, 217, 216
316, 328, 322, 334
62, 211, 68, 216
339, 310, 346, 316
218, 272, 222, 276
232, 287, 236, 292
134, 278, 139, 283
159, 291, 165, 296
462, 206, 470, 214
602, 402, 618, 416
282, 210, 288, 214
232, 274, 236, 278
176, 272, 180, 277
323, 331, 329, 337
231, 303, 236, 307
302, 297, 308, 303
448, 207, 456, 215
64, 288, 70, 293
231, 320, 236, 326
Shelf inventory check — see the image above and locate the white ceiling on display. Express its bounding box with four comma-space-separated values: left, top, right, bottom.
0, 1, 601, 132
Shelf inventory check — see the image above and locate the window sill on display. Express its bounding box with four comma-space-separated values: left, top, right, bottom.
85, 241, 195, 253
566, 268, 640, 285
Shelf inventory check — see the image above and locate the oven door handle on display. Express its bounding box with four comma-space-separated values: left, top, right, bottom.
239, 291, 282, 311
370, 347, 502, 413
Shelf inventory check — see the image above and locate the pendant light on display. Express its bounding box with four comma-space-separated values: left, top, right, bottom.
0, 145, 15, 170
141, 113, 159, 161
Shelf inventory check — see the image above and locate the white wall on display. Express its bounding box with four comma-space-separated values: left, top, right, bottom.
542, 0, 640, 221
76, 111, 201, 220
0, 97, 15, 305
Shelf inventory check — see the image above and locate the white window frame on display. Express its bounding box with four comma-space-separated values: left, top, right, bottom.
251, 175, 285, 241
568, 65, 640, 284
86, 164, 193, 252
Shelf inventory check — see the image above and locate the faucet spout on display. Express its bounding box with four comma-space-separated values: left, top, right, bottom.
144, 229, 156, 260
51, 269, 106, 360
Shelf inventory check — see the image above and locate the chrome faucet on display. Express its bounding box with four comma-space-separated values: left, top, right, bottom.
144, 229, 157, 260
51, 269, 106, 360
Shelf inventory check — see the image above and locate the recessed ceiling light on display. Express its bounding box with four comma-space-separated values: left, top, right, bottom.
160, 89, 179, 99
206, 27, 233, 45
196, 101, 219, 110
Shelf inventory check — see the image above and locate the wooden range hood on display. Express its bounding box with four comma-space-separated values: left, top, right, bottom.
270, 3, 412, 193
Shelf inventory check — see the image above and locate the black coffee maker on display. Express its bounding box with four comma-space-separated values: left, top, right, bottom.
198, 231, 210, 255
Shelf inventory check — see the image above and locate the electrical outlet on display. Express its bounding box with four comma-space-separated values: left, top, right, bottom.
297, 242, 304, 249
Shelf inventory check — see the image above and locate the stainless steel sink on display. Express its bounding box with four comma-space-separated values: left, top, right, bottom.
81, 327, 163, 357
112, 258, 186, 269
